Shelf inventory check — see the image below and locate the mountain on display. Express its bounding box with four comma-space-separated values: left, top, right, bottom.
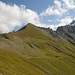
57, 20, 75, 45
70, 20, 75, 26
0, 22, 75, 75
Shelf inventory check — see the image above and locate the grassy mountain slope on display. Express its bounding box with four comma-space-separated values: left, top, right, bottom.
0, 23, 75, 75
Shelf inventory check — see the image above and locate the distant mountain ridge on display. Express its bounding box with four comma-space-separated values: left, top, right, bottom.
16, 20, 75, 46
36, 20, 75, 45
56, 20, 75, 45
70, 20, 75, 26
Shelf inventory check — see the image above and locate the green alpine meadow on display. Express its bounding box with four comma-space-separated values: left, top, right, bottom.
0, 22, 75, 75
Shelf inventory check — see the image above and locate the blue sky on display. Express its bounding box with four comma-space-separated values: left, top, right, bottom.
0, 0, 75, 33
1, 0, 53, 14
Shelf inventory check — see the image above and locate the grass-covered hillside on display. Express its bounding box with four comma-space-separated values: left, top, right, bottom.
0, 23, 75, 75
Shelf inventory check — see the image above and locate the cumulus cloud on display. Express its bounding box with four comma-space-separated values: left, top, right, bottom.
0, 1, 41, 33
59, 16, 73, 25
48, 20, 52, 22
48, 16, 73, 30
0, 1, 75, 33
40, 0, 75, 16
62, 0, 75, 9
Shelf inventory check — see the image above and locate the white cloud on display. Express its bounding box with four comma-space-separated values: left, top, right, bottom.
0, 1, 74, 33
48, 20, 52, 22
40, 0, 75, 16
47, 16, 73, 30
39, 0, 75, 31
59, 16, 73, 25
62, 0, 75, 9
0, 1, 41, 33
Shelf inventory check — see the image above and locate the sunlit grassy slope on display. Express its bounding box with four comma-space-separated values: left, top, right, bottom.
0, 23, 75, 75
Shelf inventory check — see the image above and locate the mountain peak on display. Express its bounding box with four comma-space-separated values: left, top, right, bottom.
26, 23, 34, 27
70, 20, 75, 26
16, 23, 47, 38
18, 23, 34, 31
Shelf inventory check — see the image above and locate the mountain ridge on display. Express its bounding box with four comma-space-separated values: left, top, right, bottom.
0, 20, 75, 75
17, 20, 75, 33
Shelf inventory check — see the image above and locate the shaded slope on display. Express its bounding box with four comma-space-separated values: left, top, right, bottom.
57, 21, 75, 45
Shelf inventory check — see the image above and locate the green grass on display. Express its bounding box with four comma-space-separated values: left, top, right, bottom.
0, 23, 75, 75
0, 50, 46, 75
